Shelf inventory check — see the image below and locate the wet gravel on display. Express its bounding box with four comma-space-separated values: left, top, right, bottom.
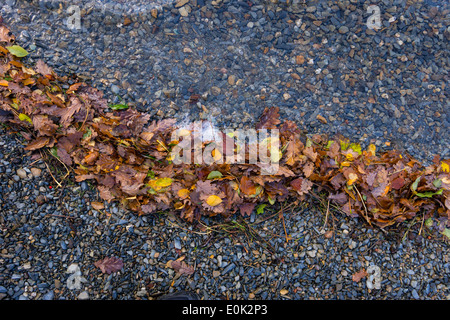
1, 0, 450, 300
1, 0, 449, 164
1, 126, 450, 300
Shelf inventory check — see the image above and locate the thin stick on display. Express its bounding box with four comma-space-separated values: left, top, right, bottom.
419, 213, 425, 236
354, 185, 372, 227
41, 153, 63, 188
323, 199, 330, 228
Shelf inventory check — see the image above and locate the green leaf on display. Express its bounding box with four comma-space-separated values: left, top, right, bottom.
18, 113, 32, 124
6, 45, 29, 57
433, 179, 442, 188
82, 128, 92, 139
268, 195, 275, 205
109, 103, 128, 110
411, 176, 421, 192
256, 204, 267, 215
415, 189, 443, 198
50, 147, 59, 158
325, 140, 335, 150
442, 228, 450, 240
349, 143, 362, 155
207, 170, 223, 180
425, 218, 434, 228
339, 139, 350, 151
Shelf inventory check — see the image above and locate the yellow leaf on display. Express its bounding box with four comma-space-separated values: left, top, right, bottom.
177, 128, 191, 136
155, 177, 173, 188
177, 188, 190, 199
174, 201, 185, 210
23, 78, 35, 86
345, 153, 354, 161
212, 149, 222, 162
442, 162, 450, 173
18, 113, 32, 124
341, 161, 351, 167
347, 173, 358, 185
367, 144, 376, 156
0, 80, 8, 86
206, 195, 222, 207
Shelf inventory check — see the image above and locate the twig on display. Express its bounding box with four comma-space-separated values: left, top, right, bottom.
323, 199, 330, 228
41, 150, 63, 188
354, 185, 372, 227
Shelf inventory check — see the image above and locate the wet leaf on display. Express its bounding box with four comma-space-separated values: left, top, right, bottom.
94, 257, 124, 274
24, 137, 50, 151
6, 45, 28, 57
207, 170, 223, 180
109, 103, 129, 110
18, 113, 32, 124
206, 195, 222, 207
352, 269, 368, 282
171, 259, 195, 275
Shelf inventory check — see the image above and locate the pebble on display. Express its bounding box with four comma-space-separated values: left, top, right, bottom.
0, 0, 448, 302
77, 291, 89, 300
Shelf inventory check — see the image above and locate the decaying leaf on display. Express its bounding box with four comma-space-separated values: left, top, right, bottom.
352, 269, 368, 282
170, 259, 195, 275
0, 19, 448, 230
94, 256, 124, 274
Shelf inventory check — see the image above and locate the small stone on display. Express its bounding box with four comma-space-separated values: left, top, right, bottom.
30, 168, 41, 177
283, 92, 291, 100
338, 26, 349, 34
151, 8, 158, 19
211, 86, 221, 95
296, 55, 305, 65
175, 0, 189, 7
316, 114, 327, 124
43, 291, 54, 300
249, 293, 255, 299
213, 270, 220, 277
179, 6, 190, 17
17, 168, 27, 179
78, 291, 89, 300
228, 75, 236, 85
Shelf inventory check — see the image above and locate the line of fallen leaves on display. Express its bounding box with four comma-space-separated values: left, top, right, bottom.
0, 20, 449, 230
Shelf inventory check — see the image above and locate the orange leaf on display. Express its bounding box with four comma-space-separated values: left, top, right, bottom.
352, 269, 368, 282
240, 176, 256, 196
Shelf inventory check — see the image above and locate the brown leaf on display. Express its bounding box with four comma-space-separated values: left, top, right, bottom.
35, 59, 53, 76
32, 115, 58, 136
290, 178, 312, 196
0, 25, 14, 43
352, 269, 368, 282
91, 201, 104, 210
98, 185, 115, 202
240, 202, 256, 217
94, 257, 124, 274
240, 176, 256, 196
255, 107, 281, 130
391, 177, 406, 190
57, 146, 73, 166
171, 259, 195, 275
24, 136, 50, 151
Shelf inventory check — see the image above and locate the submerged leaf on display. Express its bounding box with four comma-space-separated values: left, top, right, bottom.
94, 257, 124, 274
6, 45, 28, 57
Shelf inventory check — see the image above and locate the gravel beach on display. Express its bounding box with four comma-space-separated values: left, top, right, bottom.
0, 0, 450, 301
